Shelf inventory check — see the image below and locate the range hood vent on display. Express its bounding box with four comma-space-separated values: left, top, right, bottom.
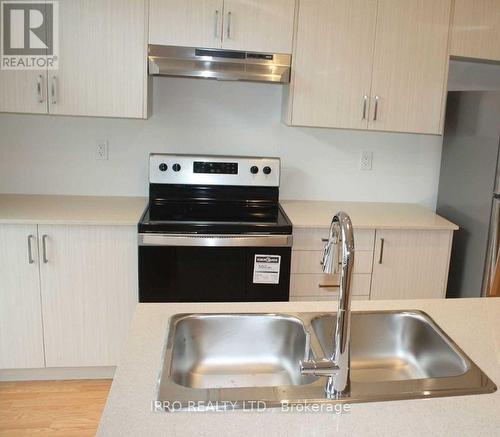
148, 45, 291, 84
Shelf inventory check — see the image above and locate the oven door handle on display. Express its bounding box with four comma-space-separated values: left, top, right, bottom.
138, 234, 293, 248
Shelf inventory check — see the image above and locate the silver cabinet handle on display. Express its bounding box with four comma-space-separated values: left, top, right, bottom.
373, 95, 380, 121
51, 76, 57, 104
27, 235, 35, 264
226, 11, 232, 38
42, 234, 49, 263
214, 9, 220, 38
378, 238, 385, 264
36, 75, 44, 103
362, 95, 368, 120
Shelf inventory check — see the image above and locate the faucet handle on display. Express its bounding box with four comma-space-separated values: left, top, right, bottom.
300, 359, 340, 376
332, 237, 340, 274
322, 223, 344, 274
321, 239, 333, 273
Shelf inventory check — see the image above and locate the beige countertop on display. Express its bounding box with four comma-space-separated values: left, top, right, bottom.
0, 194, 147, 225
0, 194, 457, 230
98, 298, 499, 437
281, 200, 458, 230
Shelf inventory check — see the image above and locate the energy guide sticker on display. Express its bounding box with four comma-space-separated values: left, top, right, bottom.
253, 255, 281, 284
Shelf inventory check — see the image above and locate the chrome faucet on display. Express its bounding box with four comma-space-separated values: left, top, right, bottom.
300, 211, 355, 398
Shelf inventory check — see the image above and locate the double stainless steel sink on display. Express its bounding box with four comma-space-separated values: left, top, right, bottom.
157, 311, 496, 409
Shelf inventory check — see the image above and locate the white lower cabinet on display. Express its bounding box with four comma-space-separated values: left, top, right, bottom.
0, 225, 45, 369
0, 224, 137, 370
290, 227, 454, 301
290, 273, 372, 301
39, 225, 138, 367
291, 229, 375, 301
370, 230, 453, 300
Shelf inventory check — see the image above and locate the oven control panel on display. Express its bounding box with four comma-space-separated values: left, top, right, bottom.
193, 161, 239, 175
150, 154, 280, 187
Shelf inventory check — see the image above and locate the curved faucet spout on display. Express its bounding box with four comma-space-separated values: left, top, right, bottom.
300, 211, 355, 398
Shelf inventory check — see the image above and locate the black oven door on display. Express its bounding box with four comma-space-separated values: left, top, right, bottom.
138, 235, 291, 303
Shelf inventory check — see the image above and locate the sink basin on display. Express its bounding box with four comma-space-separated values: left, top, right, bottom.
157, 311, 496, 410
169, 314, 317, 388
312, 312, 469, 382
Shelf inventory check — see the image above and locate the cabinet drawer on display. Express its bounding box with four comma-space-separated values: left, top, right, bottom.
291, 250, 373, 274
293, 229, 375, 251
290, 273, 371, 297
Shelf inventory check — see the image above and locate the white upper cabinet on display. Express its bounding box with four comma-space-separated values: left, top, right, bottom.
48, 0, 148, 118
285, 0, 452, 135
368, 0, 452, 134
221, 0, 296, 53
149, 0, 224, 49
451, 0, 500, 62
149, 0, 296, 53
0, 0, 148, 118
0, 225, 45, 369
289, 0, 378, 130
0, 70, 48, 114
0, 0, 48, 115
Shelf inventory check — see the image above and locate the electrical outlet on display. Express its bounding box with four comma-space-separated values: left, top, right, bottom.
360, 151, 373, 171
96, 140, 109, 160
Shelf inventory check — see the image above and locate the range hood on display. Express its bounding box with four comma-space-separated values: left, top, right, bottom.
148, 45, 291, 84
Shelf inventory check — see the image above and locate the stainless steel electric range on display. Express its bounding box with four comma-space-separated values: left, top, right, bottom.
138, 153, 293, 303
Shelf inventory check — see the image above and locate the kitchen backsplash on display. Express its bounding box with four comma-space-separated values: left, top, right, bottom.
0, 77, 442, 209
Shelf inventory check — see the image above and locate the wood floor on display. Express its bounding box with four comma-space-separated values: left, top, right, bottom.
0, 379, 112, 437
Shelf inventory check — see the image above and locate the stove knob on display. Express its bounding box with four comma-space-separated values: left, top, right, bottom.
172, 163, 181, 172
250, 166, 259, 174
159, 163, 168, 172
263, 166, 272, 175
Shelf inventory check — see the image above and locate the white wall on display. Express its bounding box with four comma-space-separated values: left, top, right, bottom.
448, 60, 500, 91
0, 77, 443, 209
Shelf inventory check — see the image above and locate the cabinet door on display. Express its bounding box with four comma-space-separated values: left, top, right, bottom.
371, 230, 453, 300
451, 0, 500, 62
368, 0, 452, 134
287, 0, 377, 129
149, 0, 224, 49
39, 225, 138, 367
0, 71, 48, 114
0, 0, 48, 114
48, 0, 147, 118
0, 225, 44, 369
221, 0, 295, 53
